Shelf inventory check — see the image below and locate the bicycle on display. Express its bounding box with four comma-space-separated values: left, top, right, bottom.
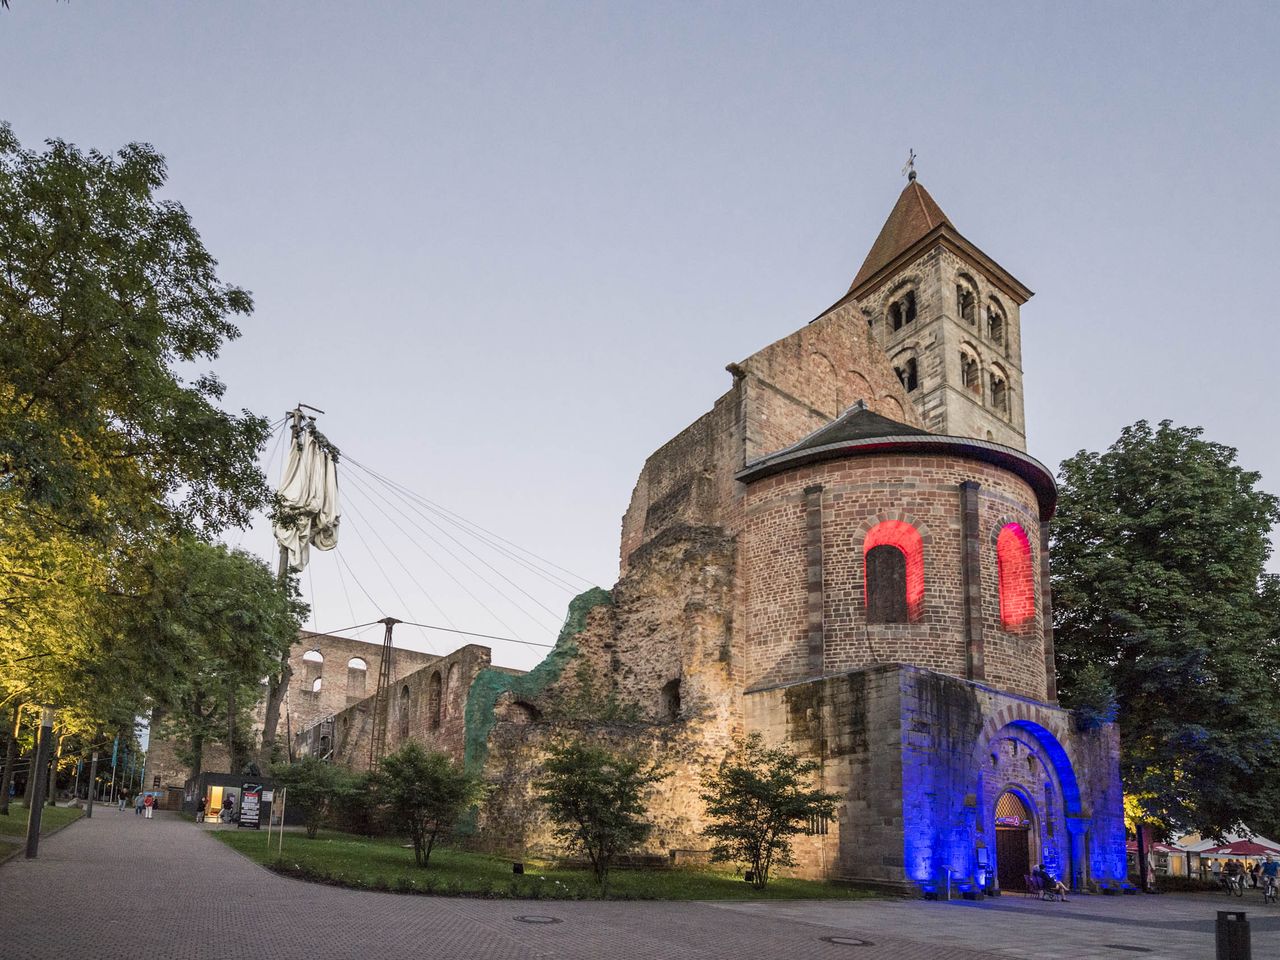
1220, 873, 1245, 897
1263, 874, 1278, 905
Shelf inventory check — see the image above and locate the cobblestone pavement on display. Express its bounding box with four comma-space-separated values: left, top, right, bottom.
0, 811, 1269, 960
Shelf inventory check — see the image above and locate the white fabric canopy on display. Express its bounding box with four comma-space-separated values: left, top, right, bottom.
273, 429, 340, 571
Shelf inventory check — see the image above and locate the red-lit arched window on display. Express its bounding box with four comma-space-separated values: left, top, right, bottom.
997, 523, 1035, 627
863, 520, 924, 622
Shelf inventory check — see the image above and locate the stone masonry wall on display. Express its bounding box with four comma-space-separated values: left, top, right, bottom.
860, 245, 1026, 449
744, 664, 1125, 891
741, 455, 1046, 699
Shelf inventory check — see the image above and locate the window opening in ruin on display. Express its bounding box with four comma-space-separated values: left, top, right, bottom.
997, 522, 1035, 627
302, 649, 324, 663
805, 813, 830, 836
445, 663, 459, 720
428, 671, 442, 730
888, 290, 917, 331
660, 679, 682, 721
961, 351, 980, 393
311, 677, 322, 693
957, 282, 976, 324
398, 684, 411, 740
347, 657, 367, 697
987, 302, 1005, 345
895, 357, 919, 393
990, 372, 1009, 416
863, 520, 924, 622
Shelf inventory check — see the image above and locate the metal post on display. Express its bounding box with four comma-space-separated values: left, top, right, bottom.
85, 751, 99, 818
276, 787, 287, 859
24, 707, 54, 859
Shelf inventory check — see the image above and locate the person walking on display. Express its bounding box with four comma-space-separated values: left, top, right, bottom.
142, 793, 154, 819
134, 791, 144, 816
117, 790, 127, 812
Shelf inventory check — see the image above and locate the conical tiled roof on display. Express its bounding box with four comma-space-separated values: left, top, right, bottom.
847, 179, 952, 293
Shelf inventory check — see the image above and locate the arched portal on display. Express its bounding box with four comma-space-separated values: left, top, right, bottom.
994, 790, 1035, 891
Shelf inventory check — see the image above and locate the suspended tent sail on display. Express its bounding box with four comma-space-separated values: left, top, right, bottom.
274, 426, 340, 572
260, 416, 341, 760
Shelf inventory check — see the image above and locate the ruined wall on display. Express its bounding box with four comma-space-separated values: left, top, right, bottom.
744, 664, 1126, 891
741, 454, 1046, 699
474, 529, 740, 859
619, 298, 922, 574
313, 643, 493, 772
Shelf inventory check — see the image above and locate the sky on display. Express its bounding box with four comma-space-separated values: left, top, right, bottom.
3, 2, 1278, 671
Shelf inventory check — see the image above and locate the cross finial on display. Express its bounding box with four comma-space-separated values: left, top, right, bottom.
902, 148, 917, 182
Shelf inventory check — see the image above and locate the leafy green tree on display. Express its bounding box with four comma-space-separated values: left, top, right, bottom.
0, 122, 271, 541
1052, 420, 1280, 837
700, 733, 840, 889
140, 538, 304, 784
535, 739, 667, 895
272, 757, 359, 839
377, 742, 483, 867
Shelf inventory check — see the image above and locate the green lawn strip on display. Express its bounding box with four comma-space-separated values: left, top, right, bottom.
0, 804, 85, 840
213, 829, 877, 901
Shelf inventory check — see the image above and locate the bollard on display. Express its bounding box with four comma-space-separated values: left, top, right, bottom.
1216, 911, 1250, 960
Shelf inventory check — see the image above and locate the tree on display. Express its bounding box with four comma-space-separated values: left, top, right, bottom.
1052, 420, 1280, 838
140, 538, 304, 784
377, 742, 482, 867
272, 757, 358, 839
700, 733, 840, 889
0, 122, 271, 541
535, 739, 667, 895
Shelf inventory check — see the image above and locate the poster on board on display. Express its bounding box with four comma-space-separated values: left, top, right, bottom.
239, 784, 262, 829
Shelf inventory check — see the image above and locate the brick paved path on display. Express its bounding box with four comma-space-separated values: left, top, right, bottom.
0, 811, 1271, 959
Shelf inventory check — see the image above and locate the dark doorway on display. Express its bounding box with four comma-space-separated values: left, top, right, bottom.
994, 791, 1033, 891
865, 545, 908, 623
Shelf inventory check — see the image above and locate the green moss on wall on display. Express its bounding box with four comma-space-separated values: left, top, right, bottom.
462, 587, 611, 773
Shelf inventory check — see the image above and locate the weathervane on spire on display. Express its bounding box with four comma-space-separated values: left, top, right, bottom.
902, 148, 917, 181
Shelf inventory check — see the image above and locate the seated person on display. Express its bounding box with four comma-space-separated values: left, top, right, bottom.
1034, 864, 1069, 901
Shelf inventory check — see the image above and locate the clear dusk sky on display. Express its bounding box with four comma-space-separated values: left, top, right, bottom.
3, 2, 1278, 669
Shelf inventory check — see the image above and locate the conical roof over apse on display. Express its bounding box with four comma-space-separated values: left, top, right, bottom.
847, 179, 953, 293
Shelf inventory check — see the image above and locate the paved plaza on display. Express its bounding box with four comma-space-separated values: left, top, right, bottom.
0, 811, 1275, 959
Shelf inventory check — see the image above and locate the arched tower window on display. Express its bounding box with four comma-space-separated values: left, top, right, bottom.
888, 290, 917, 331
960, 349, 981, 394
398, 684, 411, 741
894, 356, 919, 393
987, 299, 1006, 347
428, 671, 442, 730
997, 523, 1035, 627
863, 520, 925, 623
956, 275, 977, 325
445, 663, 459, 719
990, 367, 1010, 417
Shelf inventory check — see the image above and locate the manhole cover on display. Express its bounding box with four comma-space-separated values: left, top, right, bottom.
1102, 947, 1152, 954
820, 936, 874, 947
514, 915, 562, 925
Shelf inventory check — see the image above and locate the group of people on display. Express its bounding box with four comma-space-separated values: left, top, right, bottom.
1217, 856, 1279, 892
114, 790, 155, 818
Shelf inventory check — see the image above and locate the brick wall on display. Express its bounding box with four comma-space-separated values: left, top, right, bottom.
741, 455, 1047, 700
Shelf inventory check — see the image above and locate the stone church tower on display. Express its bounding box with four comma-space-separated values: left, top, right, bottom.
844, 173, 1031, 450
463, 177, 1127, 896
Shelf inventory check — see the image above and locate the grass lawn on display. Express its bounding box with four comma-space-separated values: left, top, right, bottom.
214, 829, 880, 901
0, 803, 84, 841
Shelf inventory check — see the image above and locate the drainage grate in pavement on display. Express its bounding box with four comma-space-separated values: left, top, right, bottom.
819, 936, 874, 947
1102, 947, 1152, 954
514, 915, 562, 925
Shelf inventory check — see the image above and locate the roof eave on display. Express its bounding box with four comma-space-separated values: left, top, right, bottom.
736, 434, 1058, 520
845, 224, 1034, 305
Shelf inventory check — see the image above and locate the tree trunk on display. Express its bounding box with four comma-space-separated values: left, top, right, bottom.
227, 688, 240, 775
189, 732, 204, 789
259, 650, 292, 763
0, 706, 19, 815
